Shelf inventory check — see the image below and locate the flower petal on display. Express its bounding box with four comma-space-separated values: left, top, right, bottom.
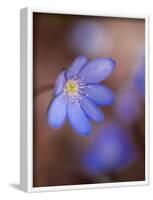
82, 84, 115, 106
54, 70, 66, 96
67, 101, 91, 135
66, 56, 88, 79
115, 88, 141, 124
79, 58, 116, 83
80, 96, 104, 122
47, 93, 67, 128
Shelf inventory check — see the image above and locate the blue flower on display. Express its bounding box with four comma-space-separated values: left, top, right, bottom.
115, 87, 141, 124
133, 55, 145, 97
68, 21, 112, 57
47, 56, 116, 135
83, 122, 138, 174
114, 52, 145, 125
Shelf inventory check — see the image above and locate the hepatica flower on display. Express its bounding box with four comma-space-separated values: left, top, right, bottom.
133, 55, 145, 97
47, 56, 116, 135
68, 21, 112, 56
115, 87, 141, 124
83, 123, 138, 174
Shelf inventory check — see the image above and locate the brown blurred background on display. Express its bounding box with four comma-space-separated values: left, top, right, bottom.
33, 13, 145, 187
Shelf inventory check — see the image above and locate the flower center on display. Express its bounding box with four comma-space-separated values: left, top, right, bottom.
66, 80, 79, 95
63, 78, 86, 103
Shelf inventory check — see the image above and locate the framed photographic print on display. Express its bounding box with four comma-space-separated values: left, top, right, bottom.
20, 7, 149, 192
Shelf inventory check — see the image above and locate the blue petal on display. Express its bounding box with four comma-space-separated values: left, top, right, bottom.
134, 64, 145, 97
82, 84, 115, 106
67, 101, 91, 135
83, 149, 102, 175
66, 56, 87, 79
97, 124, 137, 171
54, 70, 66, 96
83, 123, 137, 174
47, 93, 67, 128
115, 89, 140, 124
78, 58, 116, 83
80, 96, 104, 122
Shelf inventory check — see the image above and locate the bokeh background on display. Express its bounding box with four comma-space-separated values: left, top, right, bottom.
33, 13, 145, 187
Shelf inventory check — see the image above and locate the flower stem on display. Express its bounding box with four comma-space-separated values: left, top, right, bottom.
34, 84, 54, 97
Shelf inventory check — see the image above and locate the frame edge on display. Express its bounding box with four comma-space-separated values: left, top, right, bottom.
20, 7, 28, 192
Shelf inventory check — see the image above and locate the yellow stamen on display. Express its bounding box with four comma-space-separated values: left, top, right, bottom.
66, 80, 79, 95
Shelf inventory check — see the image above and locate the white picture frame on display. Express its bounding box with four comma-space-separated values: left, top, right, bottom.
20, 7, 149, 192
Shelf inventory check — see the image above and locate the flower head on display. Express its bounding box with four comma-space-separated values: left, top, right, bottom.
47, 56, 116, 135
115, 87, 141, 125
133, 55, 145, 97
68, 21, 113, 57
83, 122, 138, 174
